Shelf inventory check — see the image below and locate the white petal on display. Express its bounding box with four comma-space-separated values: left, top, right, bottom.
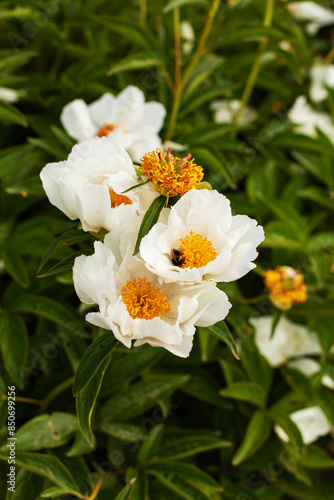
88, 93, 116, 127
61, 99, 97, 141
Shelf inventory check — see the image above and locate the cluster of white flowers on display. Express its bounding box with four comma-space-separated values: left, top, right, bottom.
40, 86, 264, 358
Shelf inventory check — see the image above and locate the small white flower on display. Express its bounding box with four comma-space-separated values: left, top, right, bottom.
40, 137, 157, 233
288, 95, 334, 142
0, 87, 20, 103
287, 2, 334, 35
139, 189, 264, 285
275, 406, 331, 445
73, 234, 231, 358
288, 358, 334, 390
310, 63, 334, 102
180, 21, 195, 54
60, 86, 166, 162
251, 315, 321, 367
210, 99, 257, 125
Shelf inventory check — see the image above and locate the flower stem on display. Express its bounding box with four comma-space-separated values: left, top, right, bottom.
1, 395, 42, 406
87, 476, 103, 500
174, 8, 182, 91
166, 0, 221, 140
139, 0, 147, 26
234, 0, 275, 126
324, 46, 334, 65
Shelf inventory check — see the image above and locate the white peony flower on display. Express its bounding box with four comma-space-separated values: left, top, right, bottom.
288, 95, 334, 142
210, 99, 257, 125
60, 86, 166, 162
288, 358, 334, 390
251, 315, 321, 367
275, 406, 331, 445
139, 189, 264, 285
0, 87, 20, 103
287, 2, 334, 35
310, 63, 334, 102
40, 137, 158, 233
73, 233, 232, 358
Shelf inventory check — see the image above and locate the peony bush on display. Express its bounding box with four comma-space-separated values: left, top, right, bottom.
0, 1, 334, 499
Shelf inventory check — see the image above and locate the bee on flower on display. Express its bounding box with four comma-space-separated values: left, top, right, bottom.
263, 266, 307, 311
138, 148, 203, 197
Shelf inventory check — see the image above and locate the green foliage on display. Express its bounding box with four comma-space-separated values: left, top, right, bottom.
0, 0, 334, 498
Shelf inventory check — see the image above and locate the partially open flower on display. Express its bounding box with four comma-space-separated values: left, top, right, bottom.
288, 95, 334, 142
73, 233, 231, 358
310, 63, 334, 102
275, 406, 331, 445
40, 137, 158, 233
140, 189, 264, 284
287, 1, 334, 35
60, 86, 166, 162
251, 315, 321, 367
263, 266, 307, 311
138, 148, 203, 197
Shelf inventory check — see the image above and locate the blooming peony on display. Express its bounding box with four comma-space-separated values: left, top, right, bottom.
275, 406, 331, 445
40, 137, 157, 233
250, 315, 321, 367
60, 86, 166, 162
73, 232, 232, 358
139, 189, 264, 284
310, 63, 334, 102
288, 95, 334, 142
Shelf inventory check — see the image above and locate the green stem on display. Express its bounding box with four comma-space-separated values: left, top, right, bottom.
139, 0, 147, 26
166, 0, 221, 140
234, 0, 275, 126
174, 8, 182, 91
40, 376, 75, 413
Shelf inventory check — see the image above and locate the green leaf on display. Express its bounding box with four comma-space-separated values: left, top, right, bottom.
138, 423, 165, 463
73, 334, 118, 395
148, 470, 210, 500
6, 176, 45, 197
99, 375, 189, 422
239, 336, 272, 394
0, 100, 27, 127
156, 436, 232, 460
40, 487, 71, 498
114, 479, 137, 500
219, 381, 266, 408
38, 229, 91, 274
4, 293, 87, 338
107, 53, 162, 76
292, 151, 334, 188
99, 422, 146, 442
38, 249, 94, 278
3, 252, 30, 288
232, 410, 271, 465
95, 16, 156, 50
66, 429, 96, 457
163, 0, 207, 13
0, 314, 28, 388
0, 452, 80, 496
148, 461, 222, 490
6, 468, 43, 500
302, 444, 334, 469
134, 195, 166, 254
76, 356, 110, 445
10, 413, 77, 451
206, 321, 239, 359
191, 147, 237, 188
0, 144, 35, 179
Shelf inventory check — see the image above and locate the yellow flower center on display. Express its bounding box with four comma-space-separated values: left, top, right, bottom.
109, 188, 132, 208
174, 230, 218, 269
121, 276, 171, 320
263, 266, 307, 311
98, 124, 118, 137
139, 148, 203, 197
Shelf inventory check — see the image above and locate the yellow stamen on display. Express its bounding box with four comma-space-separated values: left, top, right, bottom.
139, 148, 203, 197
109, 188, 132, 208
121, 276, 171, 320
98, 123, 118, 137
263, 266, 307, 311
177, 230, 218, 269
